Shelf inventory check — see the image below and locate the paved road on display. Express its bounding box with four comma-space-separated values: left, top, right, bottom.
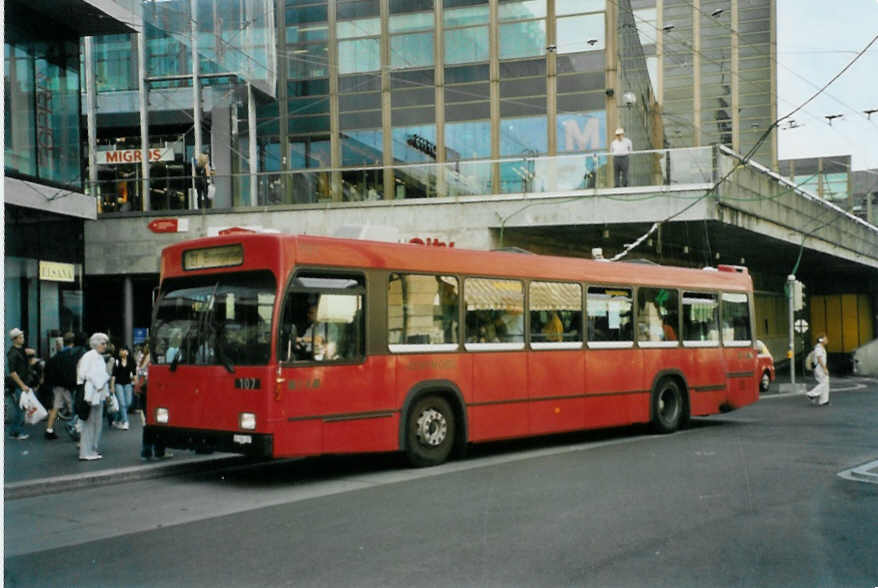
5, 379, 878, 587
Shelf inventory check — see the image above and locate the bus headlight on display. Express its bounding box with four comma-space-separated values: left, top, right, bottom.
156, 407, 169, 424
239, 412, 256, 430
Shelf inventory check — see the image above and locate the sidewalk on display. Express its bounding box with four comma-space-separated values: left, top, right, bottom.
4, 412, 244, 500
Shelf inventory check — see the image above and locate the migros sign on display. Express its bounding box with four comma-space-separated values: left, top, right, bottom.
96, 147, 174, 165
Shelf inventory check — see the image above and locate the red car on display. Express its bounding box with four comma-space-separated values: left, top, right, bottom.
756, 340, 776, 392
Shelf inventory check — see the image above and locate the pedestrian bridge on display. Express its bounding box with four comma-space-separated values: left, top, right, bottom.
87, 145, 878, 290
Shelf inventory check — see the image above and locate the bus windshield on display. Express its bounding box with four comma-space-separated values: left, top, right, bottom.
152, 271, 276, 367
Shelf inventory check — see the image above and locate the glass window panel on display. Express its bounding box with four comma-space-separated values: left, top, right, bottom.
336, 18, 380, 39
558, 13, 605, 53
5, 42, 37, 176
392, 124, 437, 163
279, 283, 365, 363
500, 115, 547, 156
288, 44, 330, 79
445, 120, 491, 158
391, 32, 435, 68
388, 274, 459, 346
338, 38, 380, 74
337, 0, 380, 20
587, 286, 633, 342
286, 24, 329, 43
500, 21, 546, 59
341, 129, 383, 166
529, 282, 582, 343
390, 11, 434, 33
637, 288, 679, 342
499, 0, 546, 21
721, 292, 751, 343
557, 0, 605, 15
153, 272, 276, 366
444, 4, 490, 27
445, 63, 490, 83
682, 292, 719, 343
464, 278, 524, 343
445, 26, 490, 64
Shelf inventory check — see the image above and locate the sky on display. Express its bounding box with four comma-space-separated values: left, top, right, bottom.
777, 0, 878, 171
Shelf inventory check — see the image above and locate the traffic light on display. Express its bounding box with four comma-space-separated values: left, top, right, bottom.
792, 280, 805, 311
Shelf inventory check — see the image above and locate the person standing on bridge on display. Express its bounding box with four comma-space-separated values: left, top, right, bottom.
610, 127, 633, 187
806, 334, 830, 407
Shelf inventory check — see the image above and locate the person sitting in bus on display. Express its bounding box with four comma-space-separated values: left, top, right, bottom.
542, 312, 564, 342
294, 299, 325, 360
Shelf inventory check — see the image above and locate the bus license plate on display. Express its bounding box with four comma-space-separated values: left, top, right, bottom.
233, 434, 252, 445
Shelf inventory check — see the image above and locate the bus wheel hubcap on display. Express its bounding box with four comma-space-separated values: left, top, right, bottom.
660, 388, 679, 421
416, 408, 447, 447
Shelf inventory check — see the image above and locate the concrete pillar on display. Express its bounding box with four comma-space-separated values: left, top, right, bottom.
328, 0, 342, 201
84, 37, 98, 204
489, 0, 500, 194
191, 0, 202, 158
211, 100, 232, 209
123, 277, 134, 351
138, 32, 150, 212
248, 84, 258, 206
381, 0, 394, 200
730, 0, 740, 154
434, 0, 447, 198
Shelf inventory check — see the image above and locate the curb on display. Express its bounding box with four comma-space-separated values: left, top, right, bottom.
4, 455, 252, 500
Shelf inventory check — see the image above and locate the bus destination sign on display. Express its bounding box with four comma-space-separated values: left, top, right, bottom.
182, 244, 244, 271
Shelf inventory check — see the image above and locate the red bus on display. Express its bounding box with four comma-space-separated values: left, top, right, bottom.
144, 232, 760, 466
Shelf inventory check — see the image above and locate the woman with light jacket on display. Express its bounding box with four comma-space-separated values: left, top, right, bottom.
77, 333, 112, 461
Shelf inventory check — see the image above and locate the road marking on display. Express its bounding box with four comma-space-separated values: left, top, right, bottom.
838, 459, 878, 485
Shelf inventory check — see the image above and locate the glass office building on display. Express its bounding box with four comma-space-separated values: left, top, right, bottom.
85, 0, 776, 211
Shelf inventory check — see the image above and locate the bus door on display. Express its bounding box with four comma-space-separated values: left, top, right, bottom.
635, 287, 683, 423
584, 286, 640, 428
276, 273, 396, 457
681, 292, 725, 415
720, 292, 759, 407
527, 281, 585, 435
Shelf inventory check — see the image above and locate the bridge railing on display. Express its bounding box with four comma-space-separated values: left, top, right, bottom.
93, 145, 715, 214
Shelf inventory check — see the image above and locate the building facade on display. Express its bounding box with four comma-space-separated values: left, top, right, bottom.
4, 0, 138, 357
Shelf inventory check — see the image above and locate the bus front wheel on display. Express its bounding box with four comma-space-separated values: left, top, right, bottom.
651, 378, 684, 434
405, 395, 455, 467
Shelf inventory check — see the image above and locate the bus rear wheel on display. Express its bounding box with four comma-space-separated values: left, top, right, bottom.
405, 395, 455, 467
652, 378, 684, 434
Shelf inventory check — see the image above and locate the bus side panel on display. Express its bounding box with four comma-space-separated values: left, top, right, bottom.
684, 348, 726, 416
583, 349, 643, 428
723, 346, 759, 410
527, 350, 585, 435
470, 352, 528, 442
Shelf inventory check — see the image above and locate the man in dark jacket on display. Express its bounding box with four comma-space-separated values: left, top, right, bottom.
6, 328, 33, 440
43, 331, 79, 440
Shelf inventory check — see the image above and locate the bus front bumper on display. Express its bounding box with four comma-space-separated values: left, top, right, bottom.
144, 425, 273, 458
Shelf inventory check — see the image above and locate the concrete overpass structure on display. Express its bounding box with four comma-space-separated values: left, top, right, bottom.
84, 146, 878, 359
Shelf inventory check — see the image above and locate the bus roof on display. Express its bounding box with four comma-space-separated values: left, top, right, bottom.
161, 233, 753, 292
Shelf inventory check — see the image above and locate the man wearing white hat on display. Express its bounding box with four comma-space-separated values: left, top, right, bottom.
6, 328, 32, 440
610, 127, 633, 187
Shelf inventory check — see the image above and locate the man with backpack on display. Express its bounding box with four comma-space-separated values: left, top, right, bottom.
806, 334, 830, 407
43, 332, 80, 439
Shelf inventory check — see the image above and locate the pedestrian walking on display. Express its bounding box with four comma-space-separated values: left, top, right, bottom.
42, 331, 76, 440
806, 334, 830, 407
6, 328, 33, 440
77, 333, 112, 460
112, 345, 135, 430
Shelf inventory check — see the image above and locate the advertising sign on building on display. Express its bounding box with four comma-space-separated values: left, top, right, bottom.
96, 147, 175, 165
39, 261, 75, 283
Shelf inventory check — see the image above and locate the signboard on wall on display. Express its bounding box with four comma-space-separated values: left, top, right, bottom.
133, 328, 149, 345
39, 261, 75, 282
96, 147, 175, 165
